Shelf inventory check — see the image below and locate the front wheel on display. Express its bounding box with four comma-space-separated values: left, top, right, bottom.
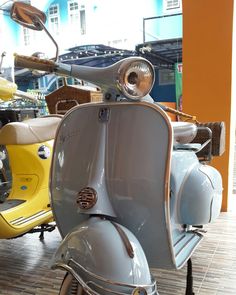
59, 273, 87, 295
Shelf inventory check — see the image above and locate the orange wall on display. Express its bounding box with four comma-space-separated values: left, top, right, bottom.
182, 0, 234, 211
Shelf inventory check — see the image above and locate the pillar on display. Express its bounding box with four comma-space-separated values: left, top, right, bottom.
182, 0, 234, 211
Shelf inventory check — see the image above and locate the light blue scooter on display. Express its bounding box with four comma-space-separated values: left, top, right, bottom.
11, 3, 224, 295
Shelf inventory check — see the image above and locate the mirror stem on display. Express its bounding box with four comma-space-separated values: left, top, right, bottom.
0, 51, 6, 74
33, 16, 59, 62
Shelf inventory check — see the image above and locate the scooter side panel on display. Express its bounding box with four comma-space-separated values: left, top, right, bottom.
170, 151, 203, 268
0, 141, 54, 238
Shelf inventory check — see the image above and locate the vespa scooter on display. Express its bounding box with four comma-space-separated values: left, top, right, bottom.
11, 2, 224, 294
0, 69, 62, 239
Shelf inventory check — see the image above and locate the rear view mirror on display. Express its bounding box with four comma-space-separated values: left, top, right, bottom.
10, 2, 46, 31
11, 2, 59, 61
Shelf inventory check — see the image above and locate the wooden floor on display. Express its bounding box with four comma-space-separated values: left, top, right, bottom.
0, 212, 236, 294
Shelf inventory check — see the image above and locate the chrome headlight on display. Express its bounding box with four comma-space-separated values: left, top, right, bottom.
117, 58, 155, 100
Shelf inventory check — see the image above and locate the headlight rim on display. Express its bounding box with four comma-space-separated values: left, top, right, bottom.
117, 58, 155, 101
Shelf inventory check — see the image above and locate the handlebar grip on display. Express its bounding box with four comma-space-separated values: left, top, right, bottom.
14, 53, 56, 73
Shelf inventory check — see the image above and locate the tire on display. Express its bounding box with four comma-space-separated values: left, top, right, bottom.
59, 273, 87, 295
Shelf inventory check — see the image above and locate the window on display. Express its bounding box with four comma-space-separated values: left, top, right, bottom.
23, 27, 30, 46
159, 69, 175, 85
108, 39, 127, 48
33, 79, 39, 90
49, 5, 58, 15
57, 77, 64, 87
164, 0, 182, 12
80, 5, 86, 35
68, 1, 86, 35
68, 1, 79, 26
73, 78, 82, 85
48, 4, 60, 35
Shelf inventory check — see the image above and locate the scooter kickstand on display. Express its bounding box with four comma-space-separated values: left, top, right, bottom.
185, 258, 195, 295
39, 224, 45, 241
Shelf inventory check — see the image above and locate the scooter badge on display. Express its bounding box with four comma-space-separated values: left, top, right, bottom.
77, 187, 97, 209
38, 145, 51, 159
132, 287, 148, 295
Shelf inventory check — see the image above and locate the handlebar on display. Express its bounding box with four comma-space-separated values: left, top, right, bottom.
14, 53, 56, 73
14, 53, 75, 79
14, 53, 117, 87
14, 53, 155, 101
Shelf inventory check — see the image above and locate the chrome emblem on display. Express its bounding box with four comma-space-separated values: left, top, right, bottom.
38, 145, 50, 159
98, 107, 110, 122
132, 287, 147, 295
77, 187, 97, 209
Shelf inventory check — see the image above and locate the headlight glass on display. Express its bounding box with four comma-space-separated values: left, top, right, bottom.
118, 59, 154, 100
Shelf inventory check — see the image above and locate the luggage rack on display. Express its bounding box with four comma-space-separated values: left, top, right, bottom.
193, 122, 225, 163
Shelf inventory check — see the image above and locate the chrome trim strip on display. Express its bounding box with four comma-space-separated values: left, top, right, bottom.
173, 234, 186, 247
53, 259, 156, 295
54, 263, 99, 295
10, 216, 25, 223
70, 258, 156, 289
87, 281, 156, 295
175, 233, 203, 269
110, 221, 134, 258
137, 102, 174, 266
10, 210, 51, 226
175, 234, 197, 257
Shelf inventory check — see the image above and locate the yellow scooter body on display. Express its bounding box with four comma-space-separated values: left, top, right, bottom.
0, 116, 61, 238
0, 77, 17, 101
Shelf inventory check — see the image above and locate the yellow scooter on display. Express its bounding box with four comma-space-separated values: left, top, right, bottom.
0, 77, 62, 239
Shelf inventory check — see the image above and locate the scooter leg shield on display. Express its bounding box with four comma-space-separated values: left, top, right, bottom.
50, 217, 157, 295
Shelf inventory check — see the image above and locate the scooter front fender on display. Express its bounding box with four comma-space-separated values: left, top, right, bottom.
51, 217, 156, 295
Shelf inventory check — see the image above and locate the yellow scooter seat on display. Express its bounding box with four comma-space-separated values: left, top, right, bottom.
0, 115, 62, 145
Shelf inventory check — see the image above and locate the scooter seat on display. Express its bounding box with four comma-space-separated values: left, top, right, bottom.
0, 115, 62, 145
172, 122, 197, 144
